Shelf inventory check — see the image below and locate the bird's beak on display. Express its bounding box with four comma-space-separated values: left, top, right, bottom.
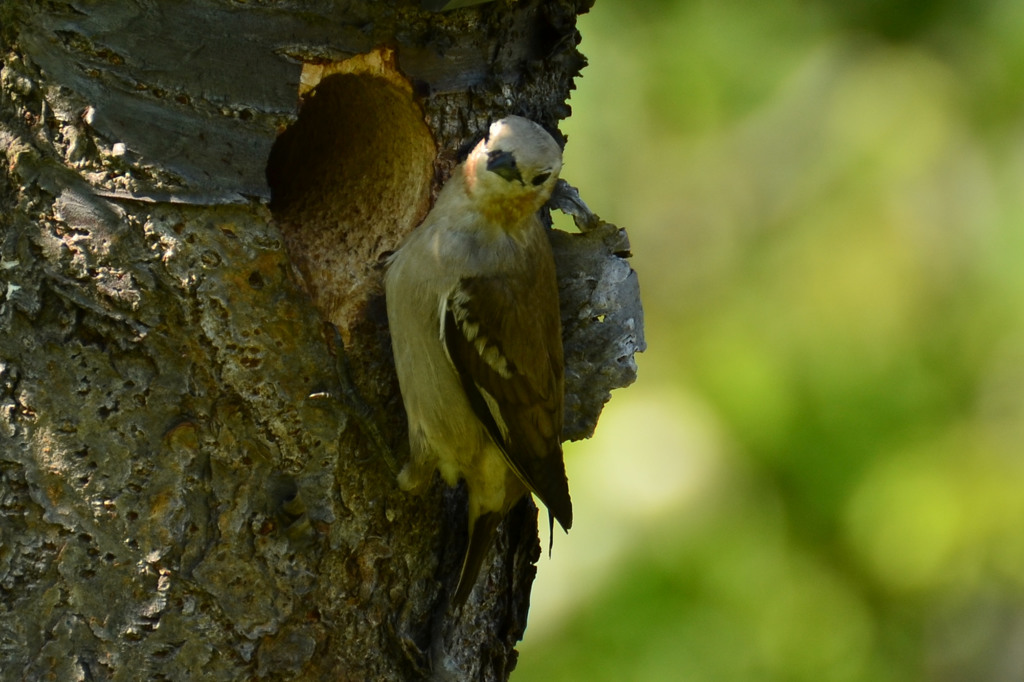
486, 150, 523, 183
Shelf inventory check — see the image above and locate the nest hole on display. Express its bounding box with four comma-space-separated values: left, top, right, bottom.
267, 67, 435, 332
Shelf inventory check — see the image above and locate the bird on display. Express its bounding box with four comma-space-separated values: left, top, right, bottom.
384, 115, 572, 606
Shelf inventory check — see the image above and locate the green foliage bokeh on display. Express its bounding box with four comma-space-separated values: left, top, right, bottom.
516, 1, 1024, 680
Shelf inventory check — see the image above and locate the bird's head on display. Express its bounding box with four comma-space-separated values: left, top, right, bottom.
463, 116, 563, 225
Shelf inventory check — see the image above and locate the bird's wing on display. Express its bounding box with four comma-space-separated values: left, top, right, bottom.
443, 272, 572, 530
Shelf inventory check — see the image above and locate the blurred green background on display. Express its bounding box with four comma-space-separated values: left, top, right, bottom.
515, 1, 1024, 680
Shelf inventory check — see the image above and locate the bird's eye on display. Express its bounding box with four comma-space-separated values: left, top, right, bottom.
531, 172, 551, 186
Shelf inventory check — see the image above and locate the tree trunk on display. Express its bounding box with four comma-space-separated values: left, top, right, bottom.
0, 1, 641, 679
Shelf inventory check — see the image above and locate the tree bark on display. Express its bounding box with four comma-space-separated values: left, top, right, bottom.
0, 1, 641, 679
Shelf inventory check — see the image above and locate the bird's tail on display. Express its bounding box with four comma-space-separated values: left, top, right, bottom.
452, 511, 502, 607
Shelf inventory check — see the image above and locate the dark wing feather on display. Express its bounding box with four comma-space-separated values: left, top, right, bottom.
443, 272, 572, 531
